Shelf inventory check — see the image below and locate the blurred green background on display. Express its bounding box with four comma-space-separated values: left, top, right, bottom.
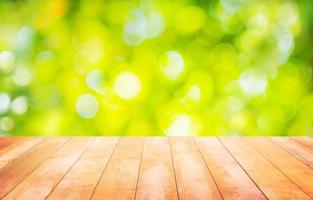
0, 0, 312, 136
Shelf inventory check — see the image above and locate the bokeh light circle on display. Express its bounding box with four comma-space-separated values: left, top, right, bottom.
0, 117, 15, 132
160, 51, 185, 80
113, 71, 142, 100
0, 93, 10, 114
0, 51, 15, 73
13, 67, 32, 86
11, 96, 28, 115
76, 93, 99, 119
239, 69, 267, 95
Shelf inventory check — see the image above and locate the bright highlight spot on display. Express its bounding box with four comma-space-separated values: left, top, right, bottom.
13, 67, 32, 86
124, 9, 164, 45
113, 71, 141, 100
0, 51, 15, 73
86, 69, 106, 94
165, 114, 197, 136
276, 3, 298, 28
239, 69, 267, 95
76, 93, 99, 119
160, 51, 184, 80
248, 12, 268, 33
227, 96, 245, 112
0, 117, 14, 131
277, 33, 293, 52
11, 96, 28, 115
186, 85, 201, 104
0, 93, 10, 114
15, 26, 34, 50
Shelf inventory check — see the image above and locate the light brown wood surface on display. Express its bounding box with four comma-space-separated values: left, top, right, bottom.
135, 137, 178, 200
0, 136, 312, 200
170, 137, 222, 200
221, 137, 311, 200
271, 137, 313, 168
90, 137, 144, 200
46, 137, 119, 200
246, 137, 313, 198
194, 137, 266, 200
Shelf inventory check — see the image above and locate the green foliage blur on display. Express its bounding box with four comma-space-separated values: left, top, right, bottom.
0, 0, 313, 136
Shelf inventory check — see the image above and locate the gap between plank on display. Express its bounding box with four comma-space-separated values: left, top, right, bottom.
217, 137, 269, 200
2, 137, 72, 199
88, 137, 120, 200
168, 137, 180, 200
134, 137, 145, 200
192, 137, 224, 200
291, 137, 313, 151
245, 137, 313, 200
0, 137, 44, 172
269, 138, 313, 170
44, 138, 96, 200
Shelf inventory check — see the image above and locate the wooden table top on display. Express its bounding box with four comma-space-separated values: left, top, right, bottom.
0, 137, 312, 200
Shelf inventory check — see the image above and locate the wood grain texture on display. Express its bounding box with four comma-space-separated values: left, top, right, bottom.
246, 137, 313, 198
293, 137, 313, 150
0, 137, 43, 169
136, 137, 178, 200
2, 137, 93, 200
90, 137, 144, 200
0, 136, 312, 200
271, 137, 313, 168
0, 137, 21, 150
170, 137, 222, 200
220, 137, 311, 200
0, 137, 69, 198
46, 137, 119, 200
194, 137, 266, 200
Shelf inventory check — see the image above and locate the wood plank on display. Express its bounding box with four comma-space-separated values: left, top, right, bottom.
0, 137, 69, 198
1, 136, 313, 199
246, 137, 313, 198
135, 137, 178, 200
46, 137, 119, 200
90, 137, 144, 200
292, 137, 313, 150
271, 137, 313, 168
0, 137, 44, 169
220, 137, 311, 200
2, 137, 93, 200
0, 137, 21, 149
170, 137, 222, 200
0, 137, 30, 156
194, 137, 266, 200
